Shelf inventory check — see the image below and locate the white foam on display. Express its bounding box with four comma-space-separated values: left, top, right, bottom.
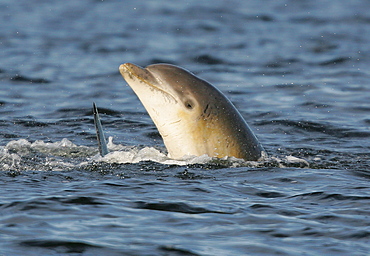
270, 155, 310, 168
0, 138, 310, 169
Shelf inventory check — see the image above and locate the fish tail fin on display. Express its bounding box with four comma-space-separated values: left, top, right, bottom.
93, 102, 109, 157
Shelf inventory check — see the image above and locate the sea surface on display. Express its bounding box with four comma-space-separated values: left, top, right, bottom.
1, 0, 369, 255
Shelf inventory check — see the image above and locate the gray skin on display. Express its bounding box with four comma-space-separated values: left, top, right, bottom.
119, 63, 266, 161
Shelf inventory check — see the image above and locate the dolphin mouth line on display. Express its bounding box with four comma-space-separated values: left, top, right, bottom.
120, 63, 177, 103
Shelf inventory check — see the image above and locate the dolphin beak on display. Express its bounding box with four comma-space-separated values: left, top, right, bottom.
119, 63, 141, 75
119, 63, 174, 98
119, 63, 138, 81
119, 63, 159, 85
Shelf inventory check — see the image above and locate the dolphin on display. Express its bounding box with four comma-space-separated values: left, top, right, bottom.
118, 63, 266, 161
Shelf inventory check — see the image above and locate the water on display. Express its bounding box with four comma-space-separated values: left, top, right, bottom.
1, 0, 369, 255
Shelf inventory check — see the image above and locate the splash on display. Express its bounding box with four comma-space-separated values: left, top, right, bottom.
0, 137, 310, 172
93, 137, 216, 166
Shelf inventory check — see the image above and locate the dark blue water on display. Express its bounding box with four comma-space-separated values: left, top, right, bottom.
1, 0, 369, 255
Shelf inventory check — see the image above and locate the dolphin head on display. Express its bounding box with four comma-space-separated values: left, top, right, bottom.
120, 63, 214, 113
119, 63, 264, 160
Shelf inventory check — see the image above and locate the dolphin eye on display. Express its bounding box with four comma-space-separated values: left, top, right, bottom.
185, 100, 194, 110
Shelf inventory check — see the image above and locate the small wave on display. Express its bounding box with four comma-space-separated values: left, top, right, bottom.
192, 54, 225, 65
158, 245, 201, 256
291, 191, 370, 202
20, 240, 102, 254
319, 57, 351, 66
134, 201, 230, 214
10, 74, 50, 84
